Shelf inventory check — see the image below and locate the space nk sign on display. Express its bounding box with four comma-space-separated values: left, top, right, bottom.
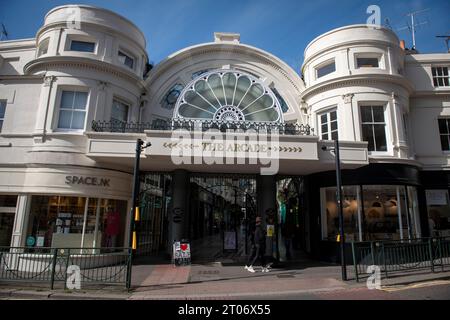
65, 176, 110, 187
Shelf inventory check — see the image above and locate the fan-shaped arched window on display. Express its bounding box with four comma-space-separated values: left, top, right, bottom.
173, 70, 284, 122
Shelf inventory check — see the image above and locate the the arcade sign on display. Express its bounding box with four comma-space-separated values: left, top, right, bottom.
65, 176, 110, 187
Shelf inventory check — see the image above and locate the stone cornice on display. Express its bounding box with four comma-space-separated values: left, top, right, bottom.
145, 43, 305, 93
24, 56, 146, 89
300, 74, 415, 100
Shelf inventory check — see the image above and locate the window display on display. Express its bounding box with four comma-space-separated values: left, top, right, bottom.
426, 189, 450, 237
321, 185, 421, 242
27, 195, 127, 249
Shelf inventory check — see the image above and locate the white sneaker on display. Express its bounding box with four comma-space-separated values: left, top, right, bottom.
247, 266, 255, 273
244, 265, 249, 270
262, 267, 270, 273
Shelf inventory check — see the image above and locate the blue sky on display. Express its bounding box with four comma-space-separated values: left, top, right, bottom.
1, 0, 449, 72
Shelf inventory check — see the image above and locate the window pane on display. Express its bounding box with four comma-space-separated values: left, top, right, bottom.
0, 101, 6, 118
357, 57, 379, 68
440, 135, 450, 151
71, 111, 86, 129
70, 40, 95, 52
362, 124, 375, 151
320, 114, 327, 124
58, 110, 72, 128
317, 61, 335, 78
437, 68, 443, 76
331, 130, 338, 140
443, 68, 449, 76
433, 78, 438, 87
111, 100, 129, 122
61, 91, 75, 108
372, 106, 385, 122
432, 68, 437, 76
321, 123, 328, 134
374, 124, 387, 151
362, 185, 406, 241
0, 120, 3, 132
438, 119, 448, 134
73, 92, 87, 110
118, 51, 134, 69
444, 77, 449, 87
322, 133, 328, 140
360, 106, 372, 122
330, 120, 337, 131
330, 111, 337, 121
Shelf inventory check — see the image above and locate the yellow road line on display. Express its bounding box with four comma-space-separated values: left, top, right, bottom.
381, 280, 450, 292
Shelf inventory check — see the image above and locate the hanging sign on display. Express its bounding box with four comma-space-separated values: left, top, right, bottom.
173, 241, 191, 266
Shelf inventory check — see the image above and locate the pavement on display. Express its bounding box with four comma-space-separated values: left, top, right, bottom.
1, 256, 450, 300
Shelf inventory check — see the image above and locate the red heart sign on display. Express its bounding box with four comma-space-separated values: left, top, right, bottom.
180, 244, 188, 251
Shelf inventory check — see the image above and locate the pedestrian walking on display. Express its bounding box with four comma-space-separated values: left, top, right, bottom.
245, 216, 270, 272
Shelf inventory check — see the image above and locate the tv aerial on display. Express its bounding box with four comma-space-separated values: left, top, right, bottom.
397, 8, 430, 50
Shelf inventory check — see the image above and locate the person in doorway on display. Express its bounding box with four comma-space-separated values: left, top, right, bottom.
245, 216, 269, 273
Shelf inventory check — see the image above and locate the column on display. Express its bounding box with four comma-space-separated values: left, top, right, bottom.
169, 170, 190, 250
10, 195, 31, 247
257, 175, 277, 257
33, 76, 56, 142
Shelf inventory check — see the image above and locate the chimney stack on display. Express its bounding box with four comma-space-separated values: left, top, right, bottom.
400, 40, 406, 50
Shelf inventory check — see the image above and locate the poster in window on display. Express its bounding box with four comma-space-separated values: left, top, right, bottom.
224, 231, 237, 250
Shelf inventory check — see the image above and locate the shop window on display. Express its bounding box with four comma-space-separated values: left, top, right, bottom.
27, 195, 127, 250
438, 118, 450, 151
70, 40, 95, 53
118, 50, 134, 69
426, 190, 450, 237
319, 109, 338, 140
111, 99, 129, 132
161, 83, 184, 110
37, 38, 49, 57
360, 105, 387, 152
0, 195, 18, 247
320, 185, 420, 242
432, 67, 449, 87
321, 186, 362, 242
316, 60, 336, 79
0, 100, 6, 132
57, 90, 88, 130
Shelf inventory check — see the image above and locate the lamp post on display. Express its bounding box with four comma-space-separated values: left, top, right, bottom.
322, 139, 347, 281
128, 139, 151, 252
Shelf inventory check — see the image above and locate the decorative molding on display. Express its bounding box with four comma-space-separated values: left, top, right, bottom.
43, 75, 56, 87
342, 93, 354, 104
97, 80, 109, 91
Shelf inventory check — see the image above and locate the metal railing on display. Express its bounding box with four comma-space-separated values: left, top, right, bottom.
0, 247, 132, 289
91, 118, 314, 136
351, 237, 450, 282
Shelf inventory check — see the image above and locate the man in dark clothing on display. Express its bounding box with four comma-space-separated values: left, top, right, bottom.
245, 216, 269, 273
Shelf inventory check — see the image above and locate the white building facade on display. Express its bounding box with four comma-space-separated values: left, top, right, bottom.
0, 5, 449, 261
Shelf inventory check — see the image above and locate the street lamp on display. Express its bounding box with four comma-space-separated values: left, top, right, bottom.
129, 139, 152, 251
322, 139, 347, 281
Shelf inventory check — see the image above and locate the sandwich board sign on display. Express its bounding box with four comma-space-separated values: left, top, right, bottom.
173, 241, 191, 266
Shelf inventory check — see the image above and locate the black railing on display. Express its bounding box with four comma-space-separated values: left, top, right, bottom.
91, 118, 314, 136
0, 247, 132, 289
351, 237, 450, 282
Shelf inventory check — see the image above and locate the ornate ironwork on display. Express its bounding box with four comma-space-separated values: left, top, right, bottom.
91, 119, 314, 136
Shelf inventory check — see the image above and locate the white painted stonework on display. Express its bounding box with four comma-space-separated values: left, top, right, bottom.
0, 5, 449, 247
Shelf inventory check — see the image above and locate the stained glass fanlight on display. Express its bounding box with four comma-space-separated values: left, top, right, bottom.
173, 70, 284, 122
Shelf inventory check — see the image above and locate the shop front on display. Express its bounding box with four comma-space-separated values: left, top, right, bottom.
0, 166, 132, 251
307, 163, 424, 262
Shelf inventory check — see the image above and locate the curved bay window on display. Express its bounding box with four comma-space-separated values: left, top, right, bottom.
321, 185, 421, 242
173, 70, 284, 122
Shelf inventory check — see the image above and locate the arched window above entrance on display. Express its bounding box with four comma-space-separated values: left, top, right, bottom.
173, 70, 284, 123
